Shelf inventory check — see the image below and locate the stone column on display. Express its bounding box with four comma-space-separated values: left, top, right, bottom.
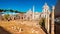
45, 13, 50, 34
51, 6, 55, 34
45, 14, 48, 30
32, 6, 34, 20
47, 14, 50, 34
45, 11, 50, 34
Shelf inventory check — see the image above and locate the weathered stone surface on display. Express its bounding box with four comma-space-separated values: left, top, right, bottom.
0, 21, 46, 34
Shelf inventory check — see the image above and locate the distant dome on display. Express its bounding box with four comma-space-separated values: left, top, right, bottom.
27, 9, 32, 13
35, 12, 39, 14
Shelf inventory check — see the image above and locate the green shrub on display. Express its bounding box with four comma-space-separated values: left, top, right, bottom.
39, 18, 45, 27
3, 14, 10, 19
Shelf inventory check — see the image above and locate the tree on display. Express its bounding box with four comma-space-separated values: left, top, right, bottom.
3, 14, 10, 20
0, 9, 4, 12
10, 9, 15, 12
39, 18, 45, 27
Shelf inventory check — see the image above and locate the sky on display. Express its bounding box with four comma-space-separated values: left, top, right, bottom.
0, 0, 56, 12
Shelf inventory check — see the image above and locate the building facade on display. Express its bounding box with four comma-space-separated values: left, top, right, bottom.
1, 3, 55, 34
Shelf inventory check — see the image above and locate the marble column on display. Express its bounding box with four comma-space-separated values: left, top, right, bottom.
32, 6, 34, 20
51, 6, 55, 34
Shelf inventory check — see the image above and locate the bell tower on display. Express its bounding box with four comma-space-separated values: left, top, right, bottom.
42, 3, 50, 34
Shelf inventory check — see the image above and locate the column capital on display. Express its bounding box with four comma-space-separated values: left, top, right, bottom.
52, 6, 55, 10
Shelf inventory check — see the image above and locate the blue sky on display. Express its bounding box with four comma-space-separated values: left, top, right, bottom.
0, 0, 56, 12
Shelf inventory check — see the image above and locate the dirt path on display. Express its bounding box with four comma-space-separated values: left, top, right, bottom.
0, 21, 46, 34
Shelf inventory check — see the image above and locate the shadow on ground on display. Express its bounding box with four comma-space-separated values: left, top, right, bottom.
0, 26, 11, 34
41, 26, 48, 34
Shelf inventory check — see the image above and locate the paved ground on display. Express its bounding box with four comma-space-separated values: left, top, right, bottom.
0, 20, 45, 34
